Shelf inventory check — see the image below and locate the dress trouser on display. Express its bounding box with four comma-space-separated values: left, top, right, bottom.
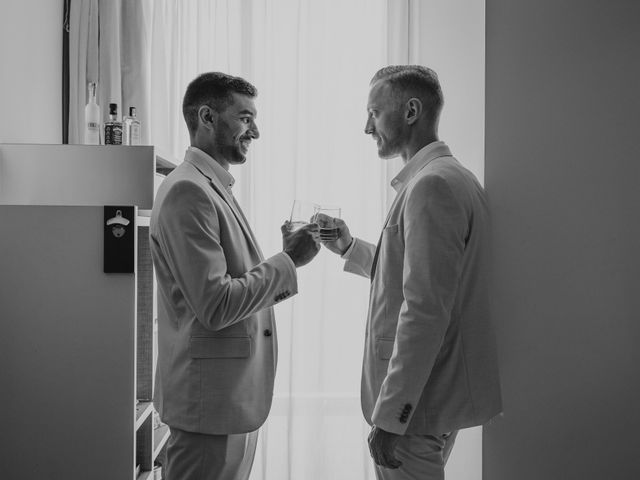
374, 430, 459, 480
165, 427, 259, 480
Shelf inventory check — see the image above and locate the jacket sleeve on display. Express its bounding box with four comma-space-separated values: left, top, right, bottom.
343, 237, 377, 278
154, 179, 297, 331
372, 174, 467, 434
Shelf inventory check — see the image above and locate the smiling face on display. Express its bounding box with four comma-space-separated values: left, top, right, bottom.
210, 93, 260, 166
364, 80, 406, 160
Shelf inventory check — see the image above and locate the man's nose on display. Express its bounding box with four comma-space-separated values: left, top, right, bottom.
249, 122, 260, 139
364, 118, 374, 135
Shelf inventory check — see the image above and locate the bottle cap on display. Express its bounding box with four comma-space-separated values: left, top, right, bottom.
109, 103, 118, 115
129, 106, 136, 116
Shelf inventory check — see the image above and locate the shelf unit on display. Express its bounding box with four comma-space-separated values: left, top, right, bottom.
136, 150, 177, 478
136, 149, 176, 479
0, 144, 178, 480
154, 424, 171, 459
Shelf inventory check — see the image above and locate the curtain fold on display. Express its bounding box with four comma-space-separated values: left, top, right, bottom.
67, 0, 150, 144
68, 0, 97, 144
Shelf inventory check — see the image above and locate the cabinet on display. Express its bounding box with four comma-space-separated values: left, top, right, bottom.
0, 144, 176, 480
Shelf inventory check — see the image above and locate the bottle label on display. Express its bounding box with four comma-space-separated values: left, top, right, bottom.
131, 123, 141, 145
105, 124, 123, 145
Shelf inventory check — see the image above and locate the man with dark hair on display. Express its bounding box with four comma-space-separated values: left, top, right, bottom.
150, 72, 320, 480
321, 65, 502, 479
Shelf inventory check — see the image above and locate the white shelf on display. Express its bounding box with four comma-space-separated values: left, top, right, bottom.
135, 402, 154, 430
153, 424, 170, 460
137, 469, 154, 480
0, 144, 155, 208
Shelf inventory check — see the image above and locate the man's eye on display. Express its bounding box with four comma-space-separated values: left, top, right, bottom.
241, 118, 251, 124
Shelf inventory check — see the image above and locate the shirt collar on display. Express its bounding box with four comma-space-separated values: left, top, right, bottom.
390, 141, 452, 192
187, 146, 236, 192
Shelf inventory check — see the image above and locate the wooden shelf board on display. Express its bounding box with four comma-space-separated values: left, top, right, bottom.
135, 401, 154, 430
153, 424, 170, 460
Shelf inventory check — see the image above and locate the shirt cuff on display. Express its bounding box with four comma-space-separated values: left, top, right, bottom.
340, 238, 357, 260
280, 250, 297, 272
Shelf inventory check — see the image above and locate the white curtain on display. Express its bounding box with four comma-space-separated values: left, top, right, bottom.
67, 0, 151, 144
242, 6, 388, 479
150, 1, 395, 478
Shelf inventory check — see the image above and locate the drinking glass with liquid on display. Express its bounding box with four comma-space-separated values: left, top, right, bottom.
288, 200, 341, 242
288, 200, 317, 231
313, 205, 341, 242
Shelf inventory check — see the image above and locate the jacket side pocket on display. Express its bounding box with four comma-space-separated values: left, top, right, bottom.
189, 336, 252, 359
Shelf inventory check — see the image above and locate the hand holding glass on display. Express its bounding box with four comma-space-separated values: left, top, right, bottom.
314, 206, 341, 242
288, 200, 341, 242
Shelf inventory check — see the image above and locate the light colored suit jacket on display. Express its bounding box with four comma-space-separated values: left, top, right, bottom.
344, 141, 502, 435
150, 148, 297, 435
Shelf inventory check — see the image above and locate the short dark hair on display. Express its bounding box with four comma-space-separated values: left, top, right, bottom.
371, 65, 444, 120
182, 72, 258, 134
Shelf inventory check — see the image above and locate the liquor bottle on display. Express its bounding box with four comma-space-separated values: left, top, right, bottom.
123, 107, 141, 145
84, 82, 101, 145
104, 103, 123, 145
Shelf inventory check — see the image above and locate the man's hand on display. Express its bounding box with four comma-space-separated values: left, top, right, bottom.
281, 221, 320, 267
315, 213, 353, 255
368, 426, 402, 469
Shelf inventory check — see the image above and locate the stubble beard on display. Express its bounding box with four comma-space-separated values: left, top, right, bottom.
376, 136, 401, 160
216, 129, 249, 165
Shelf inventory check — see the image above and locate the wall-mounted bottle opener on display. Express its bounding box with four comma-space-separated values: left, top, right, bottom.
107, 209, 130, 237
104, 206, 134, 273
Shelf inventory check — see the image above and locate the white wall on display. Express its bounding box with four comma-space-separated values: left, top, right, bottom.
412, 0, 486, 183
0, 0, 62, 143
408, 2, 486, 479
484, 1, 640, 478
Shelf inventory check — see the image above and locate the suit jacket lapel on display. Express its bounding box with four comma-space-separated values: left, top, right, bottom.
370, 232, 383, 279
207, 179, 264, 260
370, 150, 452, 280
185, 151, 263, 260
370, 195, 400, 278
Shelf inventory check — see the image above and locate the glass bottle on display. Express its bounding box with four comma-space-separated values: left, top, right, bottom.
84, 82, 101, 145
123, 107, 141, 145
104, 103, 123, 145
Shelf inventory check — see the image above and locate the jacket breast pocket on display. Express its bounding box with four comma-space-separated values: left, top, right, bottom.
383, 223, 399, 235
377, 223, 403, 286
189, 336, 252, 359
379, 224, 401, 261
376, 337, 395, 360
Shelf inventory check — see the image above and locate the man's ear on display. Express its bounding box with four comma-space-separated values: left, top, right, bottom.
198, 105, 216, 130
405, 98, 423, 125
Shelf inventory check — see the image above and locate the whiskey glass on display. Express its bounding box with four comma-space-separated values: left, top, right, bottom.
288, 200, 318, 231
313, 205, 341, 242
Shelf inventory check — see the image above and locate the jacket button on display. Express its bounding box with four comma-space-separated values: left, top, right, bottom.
263, 329, 272, 337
